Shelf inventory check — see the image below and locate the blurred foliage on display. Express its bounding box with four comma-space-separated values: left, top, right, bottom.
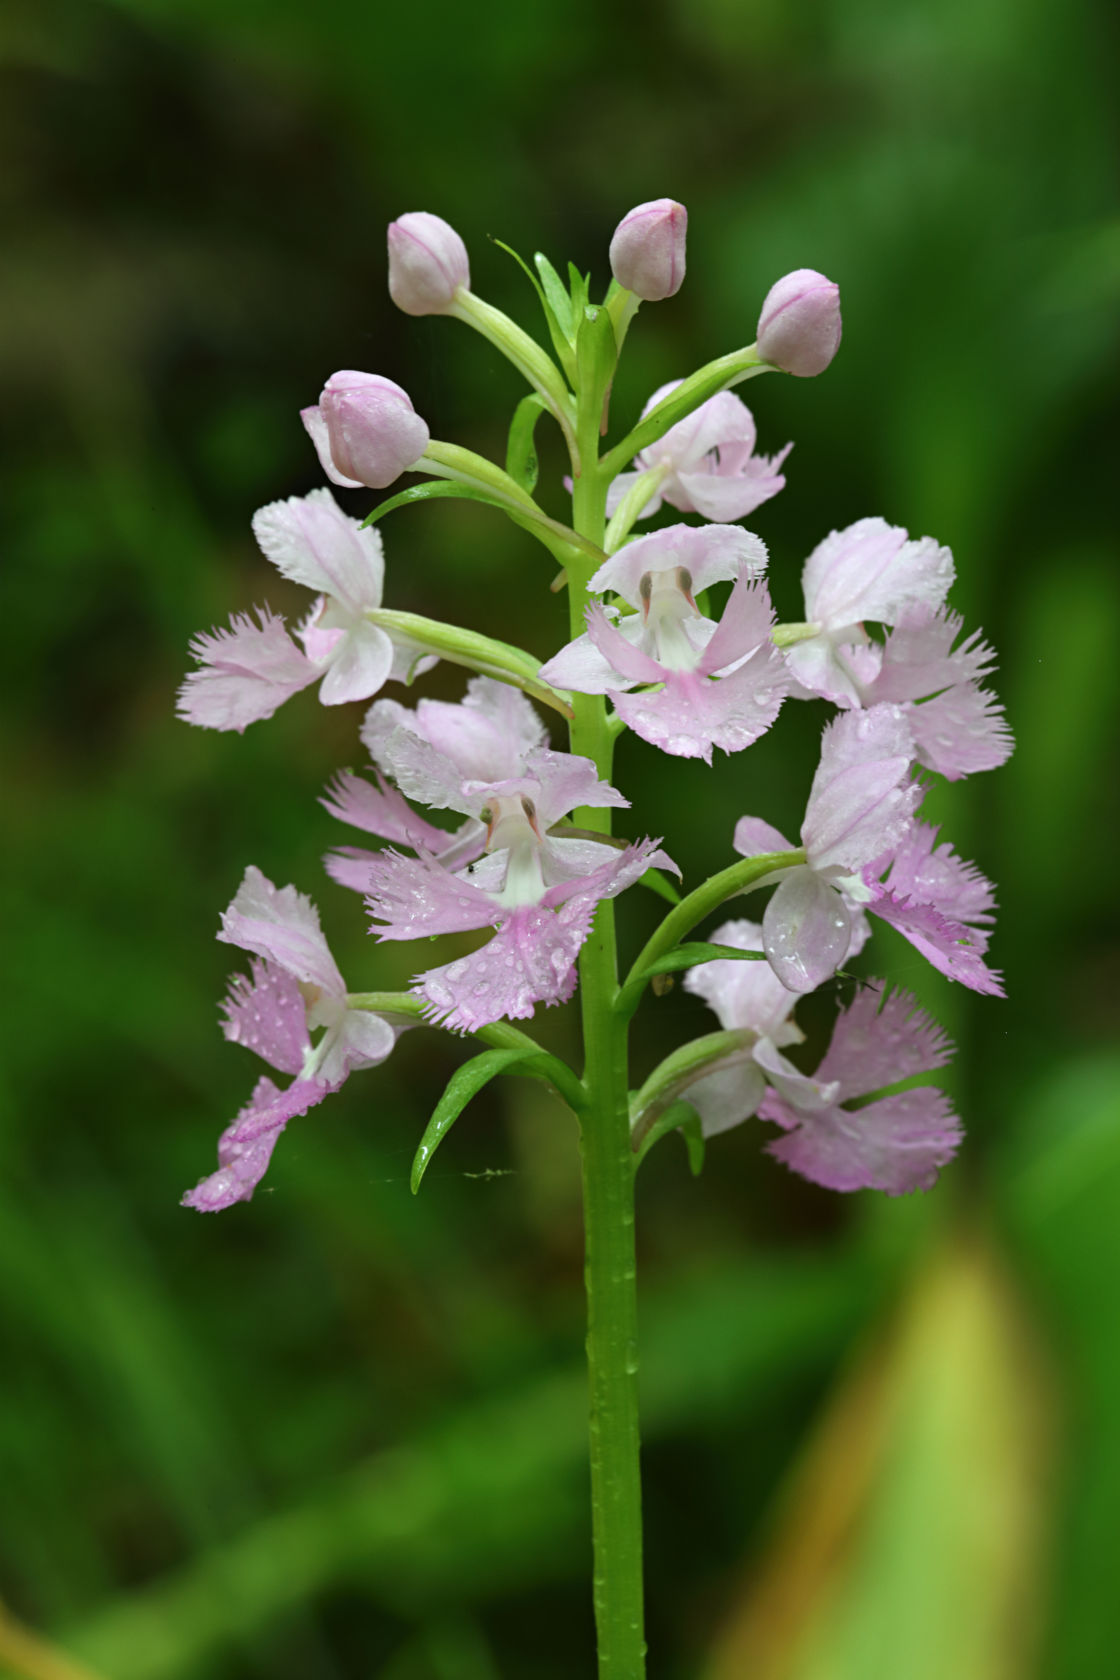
1, 0, 1117, 1673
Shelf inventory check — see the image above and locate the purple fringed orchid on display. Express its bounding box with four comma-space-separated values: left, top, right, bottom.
779, 518, 955, 708
183, 867, 402, 1211
540, 525, 788, 762
759, 983, 961, 1193
323, 676, 553, 891
178, 490, 434, 732
605, 384, 791, 524
358, 716, 676, 1029
835, 604, 1014, 781
734, 706, 1003, 996
367, 835, 670, 1033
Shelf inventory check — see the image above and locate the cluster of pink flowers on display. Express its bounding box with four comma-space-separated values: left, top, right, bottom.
178, 197, 1008, 1210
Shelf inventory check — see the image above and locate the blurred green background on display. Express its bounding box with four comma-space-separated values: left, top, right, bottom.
2, 0, 1118, 1675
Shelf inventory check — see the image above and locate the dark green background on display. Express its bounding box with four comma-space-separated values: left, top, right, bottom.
2, 0, 1118, 1674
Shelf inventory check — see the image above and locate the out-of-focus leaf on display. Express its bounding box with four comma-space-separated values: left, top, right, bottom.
66, 1253, 873, 1679
705, 1234, 1054, 1680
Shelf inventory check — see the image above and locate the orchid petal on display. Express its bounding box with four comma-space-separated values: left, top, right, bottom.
218, 867, 345, 999
251, 488, 384, 616
762, 868, 852, 993
220, 958, 309, 1076
318, 620, 395, 706
177, 608, 319, 732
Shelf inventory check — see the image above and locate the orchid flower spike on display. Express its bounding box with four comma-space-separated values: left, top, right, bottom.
605, 382, 791, 525
540, 525, 787, 762
757, 269, 842, 377
759, 983, 961, 1194
177, 490, 435, 732
183, 868, 403, 1211
387, 212, 470, 316
609, 199, 687, 301
301, 371, 430, 490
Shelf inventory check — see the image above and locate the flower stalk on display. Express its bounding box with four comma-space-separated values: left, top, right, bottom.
567, 356, 648, 1677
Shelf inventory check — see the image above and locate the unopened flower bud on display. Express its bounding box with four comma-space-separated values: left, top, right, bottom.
387, 212, 470, 316
609, 198, 687, 301
757, 269, 842, 377
301, 371, 430, 490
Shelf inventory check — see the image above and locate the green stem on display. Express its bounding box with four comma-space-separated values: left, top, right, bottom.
620, 849, 806, 1016
569, 397, 647, 1677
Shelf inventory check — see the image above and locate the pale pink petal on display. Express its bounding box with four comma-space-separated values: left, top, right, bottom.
317, 621, 395, 706
645, 387, 757, 464
251, 489, 384, 616
362, 700, 472, 809
415, 899, 589, 1031
813, 982, 953, 1101
321, 770, 453, 851
612, 650, 784, 762
323, 846, 382, 894
218, 867, 345, 998
802, 517, 955, 632
869, 891, 1005, 996
541, 836, 673, 909
672, 443, 791, 523
782, 633, 870, 708
732, 816, 795, 857
315, 1009, 398, 1084
521, 747, 629, 828
372, 677, 546, 783
539, 624, 638, 694
908, 684, 1014, 780
583, 604, 666, 686
762, 867, 852, 993
177, 608, 319, 732
540, 835, 625, 884
876, 824, 996, 926
764, 1087, 961, 1193
682, 1056, 767, 1139
365, 850, 501, 940
864, 608, 997, 703
589, 524, 768, 606
753, 1037, 839, 1111
698, 577, 777, 676
220, 958, 309, 1076
182, 1075, 333, 1212
803, 706, 918, 873
301, 405, 363, 488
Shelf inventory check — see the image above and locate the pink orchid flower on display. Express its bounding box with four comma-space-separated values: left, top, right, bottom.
183, 868, 401, 1211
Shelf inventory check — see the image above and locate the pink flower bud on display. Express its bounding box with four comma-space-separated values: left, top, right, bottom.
757, 269, 842, 377
387, 212, 470, 316
609, 198, 687, 301
301, 371, 430, 490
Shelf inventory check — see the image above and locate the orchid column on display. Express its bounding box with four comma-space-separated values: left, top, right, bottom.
177, 197, 1008, 1680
